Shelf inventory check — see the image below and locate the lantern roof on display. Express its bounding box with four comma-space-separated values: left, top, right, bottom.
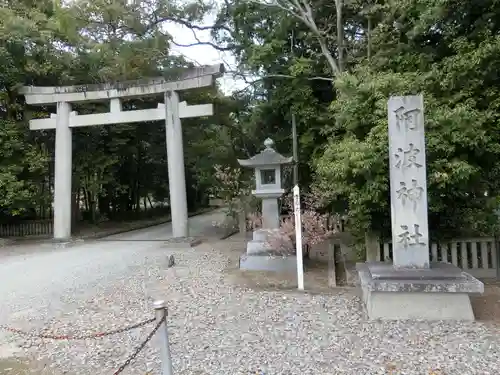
238, 138, 293, 167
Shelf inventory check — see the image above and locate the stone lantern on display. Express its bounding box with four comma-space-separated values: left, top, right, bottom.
237, 138, 295, 271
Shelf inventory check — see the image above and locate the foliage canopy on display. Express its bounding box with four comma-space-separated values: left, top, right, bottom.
2, 0, 500, 239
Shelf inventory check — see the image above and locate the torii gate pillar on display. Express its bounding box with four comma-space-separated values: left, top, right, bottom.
165, 91, 188, 238
20, 64, 224, 241
54, 102, 73, 239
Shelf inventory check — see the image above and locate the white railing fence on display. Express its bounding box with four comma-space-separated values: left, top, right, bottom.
379, 237, 499, 279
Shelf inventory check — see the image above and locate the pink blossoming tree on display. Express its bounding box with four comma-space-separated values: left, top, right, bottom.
247, 187, 340, 256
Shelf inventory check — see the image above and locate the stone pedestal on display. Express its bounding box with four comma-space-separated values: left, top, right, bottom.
357, 262, 483, 320
240, 229, 298, 271
239, 253, 297, 272
242, 193, 287, 270
261, 198, 280, 229
246, 229, 274, 254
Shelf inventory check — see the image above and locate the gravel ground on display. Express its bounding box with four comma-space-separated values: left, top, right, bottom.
2, 229, 500, 374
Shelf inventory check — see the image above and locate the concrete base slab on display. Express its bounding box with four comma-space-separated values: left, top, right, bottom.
163, 236, 202, 248
246, 229, 278, 254
251, 229, 279, 241
364, 289, 474, 320
252, 229, 269, 242
246, 240, 271, 254
41, 239, 85, 249
366, 261, 463, 280
0, 238, 13, 247
239, 254, 297, 272
357, 262, 484, 320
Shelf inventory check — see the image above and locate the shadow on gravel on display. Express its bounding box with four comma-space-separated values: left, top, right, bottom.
470, 280, 500, 324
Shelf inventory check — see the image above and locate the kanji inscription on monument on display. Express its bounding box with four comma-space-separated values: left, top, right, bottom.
394, 144, 423, 169
388, 95, 430, 268
397, 224, 425, 248
396, 179, 424, 211
393, 106, 421, 131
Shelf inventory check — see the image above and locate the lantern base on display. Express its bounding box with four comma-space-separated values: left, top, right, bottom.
239, 253, 297, 272
246, 229, 280, 255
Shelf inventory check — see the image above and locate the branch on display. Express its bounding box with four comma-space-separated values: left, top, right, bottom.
164, 27, 236, 52
300, 0, 314, 20
253, 0, 309, 26
228, 69, 333, 82
169, 39, 235, 51
258, 73, 333, 82
149, 16, 232, 34
226, 70, 333, 95
248, 0, 340, 75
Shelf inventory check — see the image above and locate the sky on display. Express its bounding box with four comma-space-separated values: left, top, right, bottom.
163, 11, 245, 95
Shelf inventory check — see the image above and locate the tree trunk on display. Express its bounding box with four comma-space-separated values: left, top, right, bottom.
335, 0, 344, 73
135, 184, 141, 213
90, 201, 96, 223
128, 188, 133, 211
367, 16, 372, 59
48, 160, 54, 219
328, 240, 337, 287
40, 179, 46, 219
71, 188, 80, 229
88, 189, 96, 223
82, 187, 89, 212
98, 194, 110, 217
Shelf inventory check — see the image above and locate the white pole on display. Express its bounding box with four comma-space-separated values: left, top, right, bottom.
292, 112, 298, 186
154, 300, 174, 375
293, 184, 304, 290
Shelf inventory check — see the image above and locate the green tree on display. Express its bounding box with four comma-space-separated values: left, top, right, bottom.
314, 0, 500, 238
211, 0, 500, 240
0, 0, 237, 226
0, 0, 67, 217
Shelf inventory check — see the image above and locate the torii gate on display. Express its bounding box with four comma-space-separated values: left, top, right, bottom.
20, 64, 224, 241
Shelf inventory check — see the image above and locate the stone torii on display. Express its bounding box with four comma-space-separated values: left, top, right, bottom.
19, 64, 224, 241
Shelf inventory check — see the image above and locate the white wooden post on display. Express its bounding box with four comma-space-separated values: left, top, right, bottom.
54, 101, 72, 240
293, 185, 304, 290
165, 91, 189, 238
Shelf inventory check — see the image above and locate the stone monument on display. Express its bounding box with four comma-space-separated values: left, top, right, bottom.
237, 138, 295, 271
357, 95, 484, 320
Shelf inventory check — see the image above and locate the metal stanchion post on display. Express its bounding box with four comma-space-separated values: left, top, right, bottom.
154, 300, 173, 375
